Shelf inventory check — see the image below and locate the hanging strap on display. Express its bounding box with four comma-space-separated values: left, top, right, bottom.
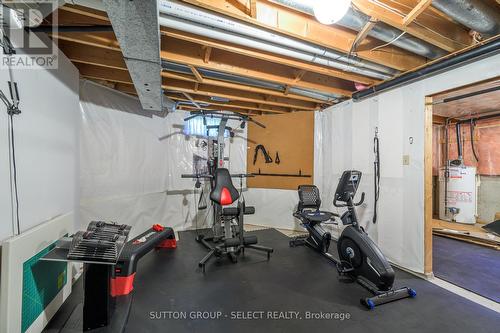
373, 128, 380, 224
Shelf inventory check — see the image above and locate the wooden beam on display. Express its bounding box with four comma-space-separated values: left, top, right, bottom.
164, 78, 318, 110
161, 28, 375, 86
177, 104, 257, 115
293, 69, 306, 83
57, 39, 335, 106
167, 93, 291, 114
59, 4, 110, 22
249, 0, 257, 18
51, 32, 121, 51
351, 18, 378, 52
424, 96, 434, 275
188, 64, 204, 82
352, 0, 471, 52
178, 0, 426, 71
161, 37, 354, 96
202, 45, 212, 63
75, 63, 132, 84
284, 85, 290, 95
182, 92, 202, 109
162, 71, 331, 104
75, 62, 299, 112
402, 0, 432, 26
57, 39, 125, 70
53, 32, 356, 96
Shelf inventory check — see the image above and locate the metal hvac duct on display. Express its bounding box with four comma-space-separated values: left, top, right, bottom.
271, 0, 447, 59
159, 0, 397, 80
162, 61, 341, 102
432, 0, 500, 37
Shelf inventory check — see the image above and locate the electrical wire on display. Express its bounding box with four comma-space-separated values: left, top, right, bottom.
8, 114, 21, 234
370, 31, 407, 52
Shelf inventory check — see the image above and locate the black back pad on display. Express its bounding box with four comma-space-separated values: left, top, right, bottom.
298, 185, 321, 211
210, 168, 240, 206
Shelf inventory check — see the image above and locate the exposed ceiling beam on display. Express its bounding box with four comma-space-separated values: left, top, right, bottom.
162, 28, 373, 86
181, 92, 202, 109
188, 64, 204, 82
161, 37, 354, 96
164, 78, 318, 110
352, 0, 471, 52
202, 45, 212, 63
161, 71, 333, 104
167, 93, 292, 113
74, 62, 314, 111
177, 104, 257, 115
52, 31, 354, 96
56, 39, 332, 104
178, 0, 425, 71
402, 0, 432, 26
59, 4, 110, 22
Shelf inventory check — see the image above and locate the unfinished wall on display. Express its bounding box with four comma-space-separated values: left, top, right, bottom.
316, 54, 500, 273
434, 118, 500, 222
79, 82, 247, 234
0, 45, 79, 242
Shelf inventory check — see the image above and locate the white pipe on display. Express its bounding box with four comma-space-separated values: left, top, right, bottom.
159, 0, 396, 77
159, 15, 392, 81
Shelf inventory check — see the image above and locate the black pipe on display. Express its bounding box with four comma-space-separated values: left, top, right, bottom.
441, 85, 500, 104
455, 122, 462, 160
353, 37, 500, 101
28, 25, 113, 33
456, 112, 500, 124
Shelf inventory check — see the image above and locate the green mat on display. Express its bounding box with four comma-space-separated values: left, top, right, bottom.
22, 242, 67, 333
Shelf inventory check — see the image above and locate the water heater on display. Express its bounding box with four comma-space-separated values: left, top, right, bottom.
438, 166, 478, 224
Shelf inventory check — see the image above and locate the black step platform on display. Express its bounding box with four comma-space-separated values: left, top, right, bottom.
47, 229, 500, 333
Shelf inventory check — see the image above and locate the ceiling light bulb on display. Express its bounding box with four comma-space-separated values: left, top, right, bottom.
313, 0, 351, 25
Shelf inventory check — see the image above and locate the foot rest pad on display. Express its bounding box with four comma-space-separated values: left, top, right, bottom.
222, 206, 255, 216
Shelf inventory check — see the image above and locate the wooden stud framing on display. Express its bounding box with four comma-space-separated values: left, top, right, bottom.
351, 18, 378, 52
402, 0, 432, 26
188, 64, 204, 82
424, 96, 434, 275
202, 45, 212, 63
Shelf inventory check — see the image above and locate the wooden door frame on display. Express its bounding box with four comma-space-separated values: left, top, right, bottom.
424, 96, 434, 275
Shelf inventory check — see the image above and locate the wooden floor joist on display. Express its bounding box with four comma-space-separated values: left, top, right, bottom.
178, 0, 426, 71
161, 28, 377, 86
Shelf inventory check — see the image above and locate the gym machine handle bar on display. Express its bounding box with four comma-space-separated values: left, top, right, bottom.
333, 192, 365, 208
181, 173, 255, 179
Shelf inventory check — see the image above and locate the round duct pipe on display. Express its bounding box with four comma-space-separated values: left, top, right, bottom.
159, 0, 397, 78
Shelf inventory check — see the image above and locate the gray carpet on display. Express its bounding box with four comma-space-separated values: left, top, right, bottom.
433, 235, 500, 303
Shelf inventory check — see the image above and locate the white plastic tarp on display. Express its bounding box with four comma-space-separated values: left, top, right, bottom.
79, 80, 247, 235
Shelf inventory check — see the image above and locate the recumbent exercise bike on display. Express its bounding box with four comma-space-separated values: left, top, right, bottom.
290, 170, 416, 309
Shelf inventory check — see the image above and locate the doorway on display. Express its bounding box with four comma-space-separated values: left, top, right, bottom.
425, 78, 500, 302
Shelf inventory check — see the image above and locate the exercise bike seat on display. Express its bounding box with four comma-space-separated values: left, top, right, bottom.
210, 168, 240, 206
301, 210, 334, 223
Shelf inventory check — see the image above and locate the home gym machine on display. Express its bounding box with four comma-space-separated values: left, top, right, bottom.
182, 111, 273, 272
42, 221, 176, 331
290, 170, 416, 309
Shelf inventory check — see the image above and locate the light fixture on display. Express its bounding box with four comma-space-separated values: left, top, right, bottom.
313, 0, 351, 25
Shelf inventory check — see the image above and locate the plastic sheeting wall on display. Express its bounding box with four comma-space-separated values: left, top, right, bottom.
79, 81, 247, 235
315, 53, 500, 273
0, 49, 79, 242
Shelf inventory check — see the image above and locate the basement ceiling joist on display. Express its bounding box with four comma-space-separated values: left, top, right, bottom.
47, 1, 499, 115
56, 40, 334, 107
351, 0, 472, 52
73, 62, 318, 112
177, 0, 426, 71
